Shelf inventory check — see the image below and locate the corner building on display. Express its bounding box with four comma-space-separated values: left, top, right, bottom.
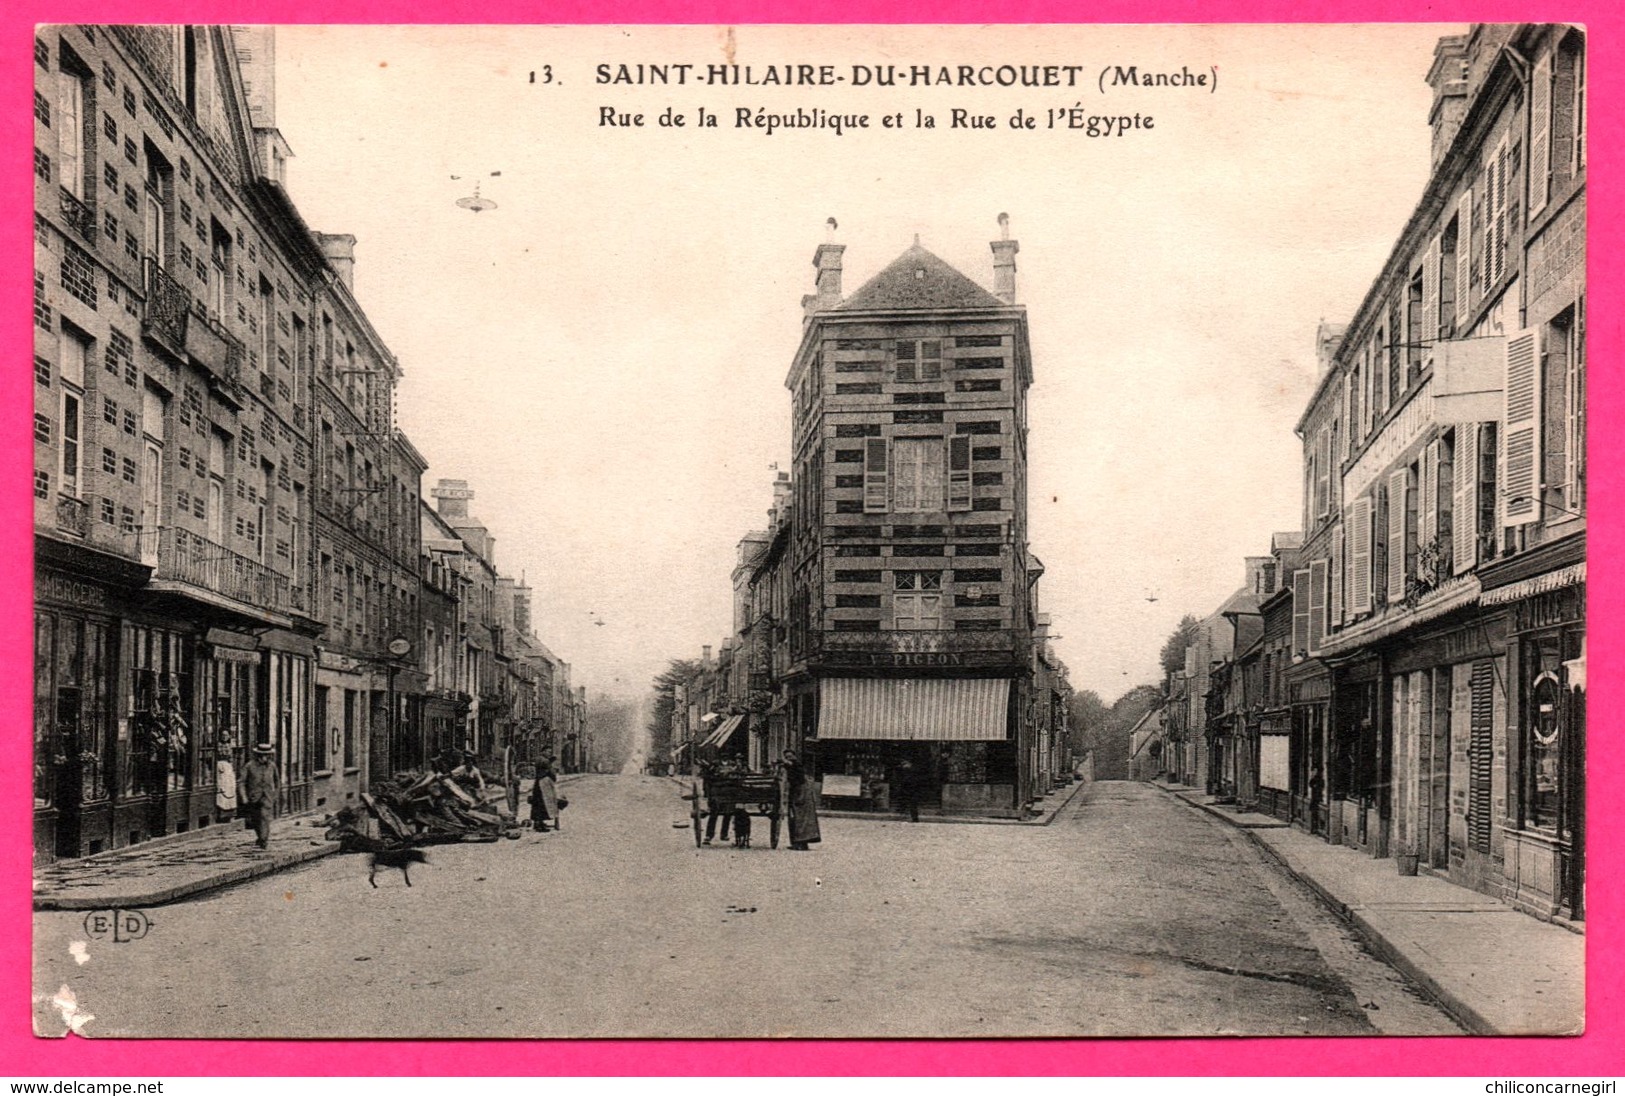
782, 228, 1042, 816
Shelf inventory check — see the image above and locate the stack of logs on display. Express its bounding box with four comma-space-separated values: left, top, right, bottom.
325, 771, 521, 851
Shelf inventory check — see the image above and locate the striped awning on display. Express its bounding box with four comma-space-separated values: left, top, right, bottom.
701, 714, 745, 750
1480, 562, 1586, 606
817, 678, 1010, 741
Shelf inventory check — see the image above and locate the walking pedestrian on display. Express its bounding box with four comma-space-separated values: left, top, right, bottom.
782, 749, 820, 850
240, 744, 278, 851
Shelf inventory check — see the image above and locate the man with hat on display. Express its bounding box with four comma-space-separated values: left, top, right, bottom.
240, 744, 279, 850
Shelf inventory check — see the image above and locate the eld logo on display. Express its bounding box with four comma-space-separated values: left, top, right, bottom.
82, 909, 151, 943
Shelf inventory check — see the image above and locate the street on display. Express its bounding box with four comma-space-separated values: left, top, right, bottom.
33, 777, 1460, 1038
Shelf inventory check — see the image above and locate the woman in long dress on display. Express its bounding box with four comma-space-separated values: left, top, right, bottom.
529, 758, 561, 832
782, 750, 820, 850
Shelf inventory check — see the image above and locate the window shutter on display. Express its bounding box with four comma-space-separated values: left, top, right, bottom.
1308, 559, 1328, 654
1292, 569, 1311, 658
894, 340, 917, 383
1330, 526, 1344, 630
1453, 424, 1479, 573
1349, 496, 1372, 615
920, 339, 943, 381
1503, 329, 1542, 525
1422, 235, 1440, 346
1316, 428, 1331, 518
863, 437, 889, 513
1492, 140, 1510, 285
1387, 468, 1409, 603
1566, 301, 1585, 510
1529, 51, 1552, 216
1420, 439, 1439, 552
946, 435, 972, 511
1455, 191, 1473, 329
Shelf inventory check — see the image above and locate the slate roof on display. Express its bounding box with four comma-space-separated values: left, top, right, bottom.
836, 243, 1006, 312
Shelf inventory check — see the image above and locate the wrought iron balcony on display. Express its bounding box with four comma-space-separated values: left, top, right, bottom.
58, 187, 96, 245
54, 494, 89, 538
816, 628, 1028, 668
186, 302, 245, 388
141, 258, 191, 354
153, 526, 292, 617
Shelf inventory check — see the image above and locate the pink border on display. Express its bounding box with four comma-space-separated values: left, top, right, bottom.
5, 0, 1617, 1077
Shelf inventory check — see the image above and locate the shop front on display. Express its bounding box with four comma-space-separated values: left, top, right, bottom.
1488, 569, 1585, 920
1286, 663, 1330, 837
810, 675, 1020, 817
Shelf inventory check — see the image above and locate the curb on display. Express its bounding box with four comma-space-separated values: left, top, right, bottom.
34, 842, 342, 912
669, 774, 1091, 827
1152, 781, 1493, 1035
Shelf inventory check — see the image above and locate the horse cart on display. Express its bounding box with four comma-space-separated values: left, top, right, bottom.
686, 770, 786, 849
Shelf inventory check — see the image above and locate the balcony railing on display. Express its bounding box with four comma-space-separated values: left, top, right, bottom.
186, 302, 245, 388
816, 628, 1027, 667
155, 527, 292, 616
141, 258, 191, 353
58, 187, 96, 245
54, 494, 89, 538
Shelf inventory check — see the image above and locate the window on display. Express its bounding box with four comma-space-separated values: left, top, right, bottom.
143, 146, 172, 276
895, 338, 943, 382
259, 276, 274, 371
57, 65, 86, 199
208, 220, 231, 321
892, 437, 945, 513
58, 328, 89, 497
893, 569, 943, 630
1406, 269, 1424, 383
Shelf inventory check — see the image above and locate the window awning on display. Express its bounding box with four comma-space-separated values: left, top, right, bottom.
701, 713, 745, 750
817, 678, 1010, 741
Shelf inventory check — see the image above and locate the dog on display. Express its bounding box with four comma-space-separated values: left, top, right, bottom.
368, 845, 428, 887
731, 809, 753, 848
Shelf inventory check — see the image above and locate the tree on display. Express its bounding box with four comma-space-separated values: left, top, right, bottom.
1067, 689, 1110, 755
647, 657, 702, 766
1159, 614, 1201, 676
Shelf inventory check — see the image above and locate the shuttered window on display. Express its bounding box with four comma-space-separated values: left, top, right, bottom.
1468, 660, 1495, 856
1455, 191, 1473, 329
1292, 569, 1311, 658
894, 339, 943, 382
1315, 428, 1331, 519
1503, 329, 1541, 525
1308, 559, 1328, 654
1529, 51, 1553, 217
1387, 468, 1409, 603
1420, 439, 1440, 556
1452, 424, 1479, 573
892, 438, 944, 513
946, 435, 972, 511
862, 438, 889, 513
1422, 236, 1440, 346
1330, 529, 1344, 632
1348, 496, 1373, 615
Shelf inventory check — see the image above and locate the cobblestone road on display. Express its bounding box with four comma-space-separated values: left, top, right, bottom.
33, 777, 1459, 1038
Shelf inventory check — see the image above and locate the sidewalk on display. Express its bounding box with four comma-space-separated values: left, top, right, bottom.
33, 773, 589, 912
33, 812, 339, 911
1156, 782, 1584, 1036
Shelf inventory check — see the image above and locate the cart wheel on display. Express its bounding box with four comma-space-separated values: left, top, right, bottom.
770, 810, 781, 849
691, 782, 704, 848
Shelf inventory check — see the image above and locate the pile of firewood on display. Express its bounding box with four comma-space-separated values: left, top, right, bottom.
324, 771, 521, 851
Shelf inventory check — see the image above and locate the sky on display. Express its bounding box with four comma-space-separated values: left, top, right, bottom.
270, 24, 1461, 703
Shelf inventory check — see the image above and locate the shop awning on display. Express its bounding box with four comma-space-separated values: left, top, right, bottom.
817, 678, 1010, 741
701, 714, 745, 750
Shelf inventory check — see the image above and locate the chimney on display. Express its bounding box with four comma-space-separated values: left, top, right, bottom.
230, 26, 278, 129
318, 233, 357, 291
431, 478, 472, 520
772, 470, 792, 524
1315, 320, 1347, 376
990, 213, 1019, 304
1244, 556, 1275, 596
702, 645, 713, 667
806, 217, 845, 316
1426, 35, 1470, 168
